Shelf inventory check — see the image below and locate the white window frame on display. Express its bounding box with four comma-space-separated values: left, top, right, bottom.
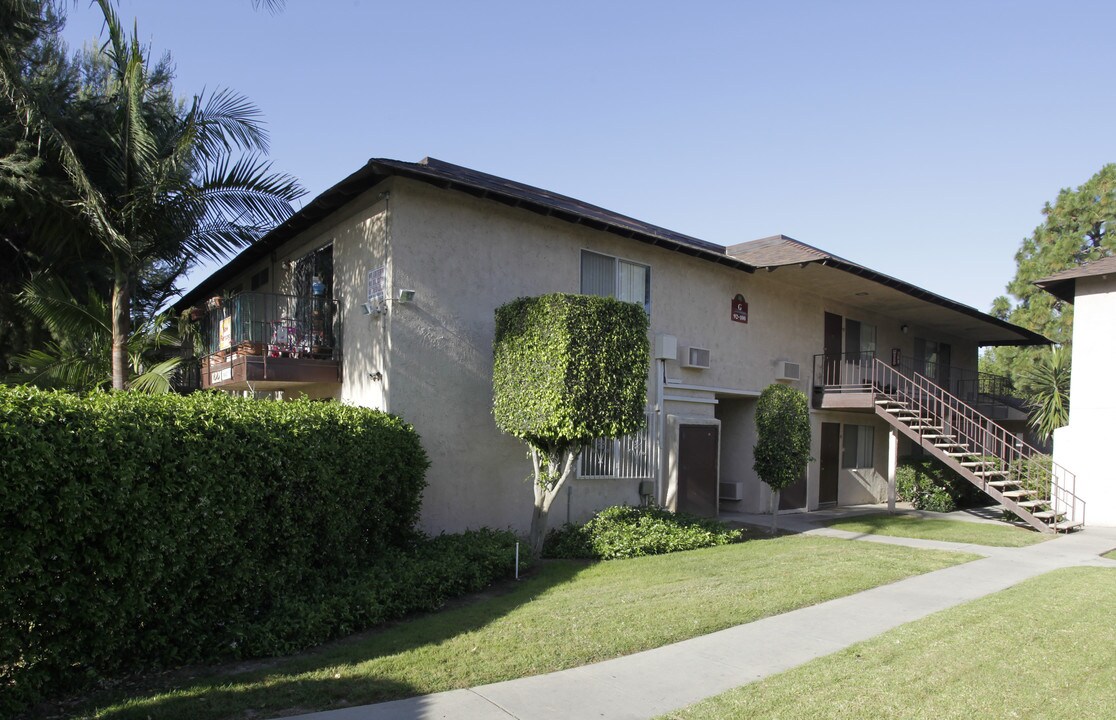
580, 249, 651, 315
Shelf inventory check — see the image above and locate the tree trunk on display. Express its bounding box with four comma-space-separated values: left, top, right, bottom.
527, 445, 579, 556
770, 488, 780, 534
111, 268, 131, 391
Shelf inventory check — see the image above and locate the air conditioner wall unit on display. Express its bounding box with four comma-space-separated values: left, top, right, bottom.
719, 482, 745, 501
776, 360, 801, 381
682, 346, 711, 369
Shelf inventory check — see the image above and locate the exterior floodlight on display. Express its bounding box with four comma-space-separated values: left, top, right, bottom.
397, 289, 416, 303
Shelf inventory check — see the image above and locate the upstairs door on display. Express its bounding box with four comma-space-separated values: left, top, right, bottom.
823, 312, 843, 386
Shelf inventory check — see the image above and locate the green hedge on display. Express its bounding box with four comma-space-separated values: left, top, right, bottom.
894, 456, 982, 513
493, 294, 650, 446
543, 505, 744, 560
0, 386, 431, 713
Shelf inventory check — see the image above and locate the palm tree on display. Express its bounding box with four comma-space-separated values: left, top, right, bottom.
8, 275, 183, 392
1022, 346, 1071, 443
2, 0, 303, 389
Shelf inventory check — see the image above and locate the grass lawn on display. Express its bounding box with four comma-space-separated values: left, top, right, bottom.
69, 536, 975, 720
1103, 549, 1116, 560
826, 513, 1048, 547
661, 566, 1116, 720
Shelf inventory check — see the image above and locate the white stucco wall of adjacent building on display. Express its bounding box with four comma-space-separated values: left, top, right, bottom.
1054, 273, 1116, 526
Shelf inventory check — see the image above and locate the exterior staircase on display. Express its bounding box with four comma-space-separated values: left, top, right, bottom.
867, 357, 1084, 533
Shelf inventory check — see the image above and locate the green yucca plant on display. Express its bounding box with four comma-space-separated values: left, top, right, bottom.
1022, 346, 1071, 443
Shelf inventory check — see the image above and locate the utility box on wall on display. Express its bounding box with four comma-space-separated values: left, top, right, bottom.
654, 334, 678, 361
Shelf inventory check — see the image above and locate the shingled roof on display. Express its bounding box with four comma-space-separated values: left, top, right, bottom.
173, 157, 1048, 346
726, 235, 1049, 346
1034, 255, 1116, 303
176, 157, 754, 309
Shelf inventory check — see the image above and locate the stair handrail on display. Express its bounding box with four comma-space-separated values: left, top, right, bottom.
870, 358, 1084, 529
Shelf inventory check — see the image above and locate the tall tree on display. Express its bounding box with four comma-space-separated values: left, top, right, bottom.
0, 0, 94, 369
753, 383, 811, 533
493, 294, 649, 554
1, 0, 303, 389
985, 165, 1116, 393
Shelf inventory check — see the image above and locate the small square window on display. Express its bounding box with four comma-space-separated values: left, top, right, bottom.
580, 250, 650, 314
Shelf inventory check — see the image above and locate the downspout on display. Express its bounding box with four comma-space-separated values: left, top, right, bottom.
656, 357, 666, 506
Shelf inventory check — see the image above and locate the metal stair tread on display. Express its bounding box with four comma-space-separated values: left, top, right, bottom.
867, 375, 1082, 533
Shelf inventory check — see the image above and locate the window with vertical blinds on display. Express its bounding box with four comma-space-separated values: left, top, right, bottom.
841, 425, 875, 469
580, 250, 650, 314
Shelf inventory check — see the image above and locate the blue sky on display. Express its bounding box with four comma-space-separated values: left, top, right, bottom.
59, 0, 1115, 313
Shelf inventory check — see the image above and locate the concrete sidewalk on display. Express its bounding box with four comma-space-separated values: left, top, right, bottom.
286, 516, 1116, 720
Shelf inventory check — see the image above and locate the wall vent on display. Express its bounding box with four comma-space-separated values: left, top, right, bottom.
719, 482, 745, 501
682, 347, 711, 369
776, 360, 801, 381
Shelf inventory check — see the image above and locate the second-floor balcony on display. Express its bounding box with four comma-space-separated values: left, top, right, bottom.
196, 292, 341, 391
812, 351, 1021, 417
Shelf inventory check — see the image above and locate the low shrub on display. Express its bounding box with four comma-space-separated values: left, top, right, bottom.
542, 505, 744, 560
894, 456, 982, 512
0, 386, 434, 713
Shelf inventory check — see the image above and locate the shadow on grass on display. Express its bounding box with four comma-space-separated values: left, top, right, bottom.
65, 561, 587, 720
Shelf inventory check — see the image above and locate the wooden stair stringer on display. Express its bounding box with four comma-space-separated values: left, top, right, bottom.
874, 404, 1056, 534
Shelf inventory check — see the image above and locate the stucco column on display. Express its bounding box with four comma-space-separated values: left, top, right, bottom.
887, 427, 898, 513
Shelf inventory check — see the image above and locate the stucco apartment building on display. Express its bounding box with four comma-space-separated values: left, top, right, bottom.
177, 157, 1061, 534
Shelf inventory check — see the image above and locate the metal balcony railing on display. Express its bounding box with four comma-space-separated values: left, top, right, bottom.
199, 292, 338, 361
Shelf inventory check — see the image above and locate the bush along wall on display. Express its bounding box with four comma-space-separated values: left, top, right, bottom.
0, 386, 437, 712
543, 505, 744, 560
894, 456, 983, 512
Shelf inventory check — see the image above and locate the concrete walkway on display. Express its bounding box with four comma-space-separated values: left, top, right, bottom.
287, 510, 1116, 720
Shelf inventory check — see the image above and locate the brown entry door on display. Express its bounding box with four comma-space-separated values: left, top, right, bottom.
819, 422, 840, 506
678, 425, 719, 518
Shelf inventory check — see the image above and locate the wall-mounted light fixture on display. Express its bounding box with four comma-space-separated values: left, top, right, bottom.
901, 324, 909, 334
397, 288, 416, 303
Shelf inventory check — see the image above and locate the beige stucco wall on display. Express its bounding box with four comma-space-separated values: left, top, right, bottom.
201, 174, 990, 532
374, 178, 976, 529
1054, 274, 1116, 526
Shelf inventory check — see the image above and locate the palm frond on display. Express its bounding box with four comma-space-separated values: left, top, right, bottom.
128, 357, 181, 394
1023, 346, 1071, 442
191, 153, 303, 223
8, 344, 106, 391
190, 87, 269, 159
18, 275, 111, 341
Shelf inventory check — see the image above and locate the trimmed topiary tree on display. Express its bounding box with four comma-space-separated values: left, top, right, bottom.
493, 293, 649, 554
753, 383, 812, 532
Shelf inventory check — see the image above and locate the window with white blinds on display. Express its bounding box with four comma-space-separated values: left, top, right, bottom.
580, 250, 650, 314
